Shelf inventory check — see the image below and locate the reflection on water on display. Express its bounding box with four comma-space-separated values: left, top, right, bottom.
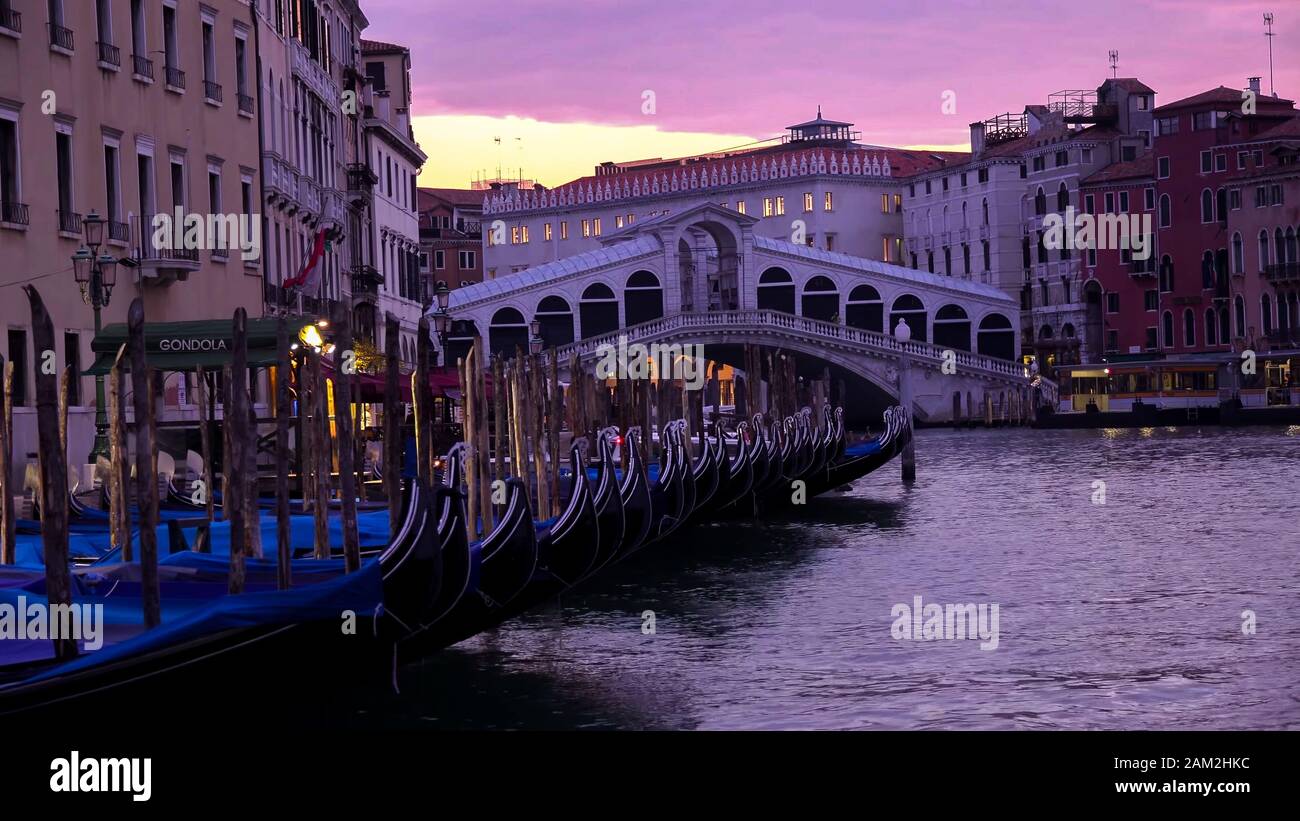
347, 427, 1300, 730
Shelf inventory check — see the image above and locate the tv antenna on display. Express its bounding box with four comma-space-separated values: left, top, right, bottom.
1108, 50, 1119, 79
1264, 13, 1276, 97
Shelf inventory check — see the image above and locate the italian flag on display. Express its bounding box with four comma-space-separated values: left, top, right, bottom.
285, 229, 328, 293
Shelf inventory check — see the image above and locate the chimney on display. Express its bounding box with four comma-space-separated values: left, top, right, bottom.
1248, 77, 1262, 95
969, 122, 986, 158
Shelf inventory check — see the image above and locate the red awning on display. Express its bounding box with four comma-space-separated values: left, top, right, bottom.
317, 360, 467, 402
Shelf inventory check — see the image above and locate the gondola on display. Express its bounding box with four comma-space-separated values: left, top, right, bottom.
649, 421, 689, 540
617, 427, 654, 553
710, 420, 755, 512
582, 427, 626, 576
0, 470, 440, 722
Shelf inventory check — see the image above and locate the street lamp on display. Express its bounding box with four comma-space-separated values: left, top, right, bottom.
893, 317, 916, 481
73, 210, 119, 464
529, 315, 543, 355
432, 308, 450, 369
435, 280, 450, 312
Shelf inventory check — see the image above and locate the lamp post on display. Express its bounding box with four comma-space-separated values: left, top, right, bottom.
429, 281, 451, 368
893, 317, 916, 482
72, 211, 118, 464
529, 316, 543, 356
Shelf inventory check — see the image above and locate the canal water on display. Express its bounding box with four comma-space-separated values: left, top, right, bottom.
348, 426, 1300, 730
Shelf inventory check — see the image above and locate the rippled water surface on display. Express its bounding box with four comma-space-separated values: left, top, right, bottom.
350, 426, 1300, 730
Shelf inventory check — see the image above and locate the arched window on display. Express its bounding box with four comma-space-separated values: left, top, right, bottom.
942, 205, 949, 231
1183, 308, 1195, 347
1235, 295, 1246, 338
1232, 232, 1244, 274
1286, 227, 1298, 265
1259, 229, 1271, 269
1201, 250, 1215, 290
1200, 189, 1214, 223
961, 201, 968, 228
1062, 323, 1075, 338
977, 313, 1015, 360
1159, 254, 1174, 292
579, 282, 619, 339
1216, 188, 1227, 224
846, 284, 883, 332
1039, 324, 1054, 340
1034, 187, 1046, 216
933, 304, 971, 351
1205, 307, 1217, 346
801, 275, 839, 322
489, 307, 528, 357
1276, 228, 1285, 265
890, 294, 927, 342
1057, 182, 1069, 212
1162, 310, 1174, 348
982, 198, 989, 226
624, 270, 664, 326
757, 267, 795, 314
1159, 194, 1171, 228
536, 295, 574, 348
1262, 294, 1273, 335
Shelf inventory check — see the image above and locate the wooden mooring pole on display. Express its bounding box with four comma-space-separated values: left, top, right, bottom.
383, 313, 402, 542
123, 298, 162, 625
0, 358, 12, 565
275, 319, 292, 589
332, 303, 361, 573
227, 308, 250, 594
108, 347, 131, 558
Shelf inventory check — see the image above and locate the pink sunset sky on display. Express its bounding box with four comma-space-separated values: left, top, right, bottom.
361, 0, 1297, 188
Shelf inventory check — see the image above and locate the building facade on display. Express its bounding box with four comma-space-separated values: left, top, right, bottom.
479, 114, 962, 292
903, 79, 1157, 369
1, 0, 263, 464
359, 38, 425, 366
417, 187, 483, 293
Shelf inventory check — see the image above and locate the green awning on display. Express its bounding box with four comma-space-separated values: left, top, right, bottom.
85, 316, 317, 375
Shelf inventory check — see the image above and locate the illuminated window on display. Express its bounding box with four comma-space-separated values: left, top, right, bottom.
616, 215, 625, 228
560, 221, 568, 239
736, 201, 746, 215
881, 194, 890, 213
544, 223, 552, 241
824, 192, 833, 211
520, 225, 529, 243
763, 197, 773, 217
803, 192, 813, 212
510, 226, 520, 244
593, 218, 601, 236
581, 219, 590, 237
627, 213, 635, 224
775, 196, 785, 216
893, 194, 902, 212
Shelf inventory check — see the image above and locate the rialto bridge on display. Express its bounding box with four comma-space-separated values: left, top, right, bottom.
444, 203, 1047, 423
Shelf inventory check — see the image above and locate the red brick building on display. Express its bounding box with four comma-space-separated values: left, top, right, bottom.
418, 187, 485, 290
1148, 82, 1296, 354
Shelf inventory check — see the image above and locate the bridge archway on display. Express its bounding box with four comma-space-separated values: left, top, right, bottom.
933, 304, 971, 351
678, 218, 742, 311
977, 313, 1016, 360
625, 269, 664, 326
890, 294, 927, 342
580, 282, 619, 339
489, 307, 528, 357
802, 275, 839, 322
846, 284, 883, 332
536, 294, 574, 348
758, 266, 796, 314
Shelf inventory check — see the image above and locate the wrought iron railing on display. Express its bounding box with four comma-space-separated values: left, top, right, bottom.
1264, 262, 1300, 282
108, 220, 129, 242
0, 201, 29, 225
237, 93, 254, 115
132, 53, 154, 79
48, 22, 73, 50
0, 7, 22, 32
165, 64, 186, 89
97, 41, 120, 66
203, 80, 223, 102
58, 209, 82, 234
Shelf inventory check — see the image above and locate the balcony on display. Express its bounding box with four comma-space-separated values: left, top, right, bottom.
108, 219, 129, 243
203, 80, 223, 104
350, 265, 382, 303
237, 92, 254, 116
96, 41, 120, 68
1128, 256, 1158, 277
165, 65, 186, 91
47, 22, 73, 52
1, 201, 29, 226
346, 163, 378, 195
131, 214, 201, 282
263, 152, 299, 206
0, 7, 21, 34
58, 209, 82, 235
132, 53, 154, 81
1264, 262, 1300, 283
